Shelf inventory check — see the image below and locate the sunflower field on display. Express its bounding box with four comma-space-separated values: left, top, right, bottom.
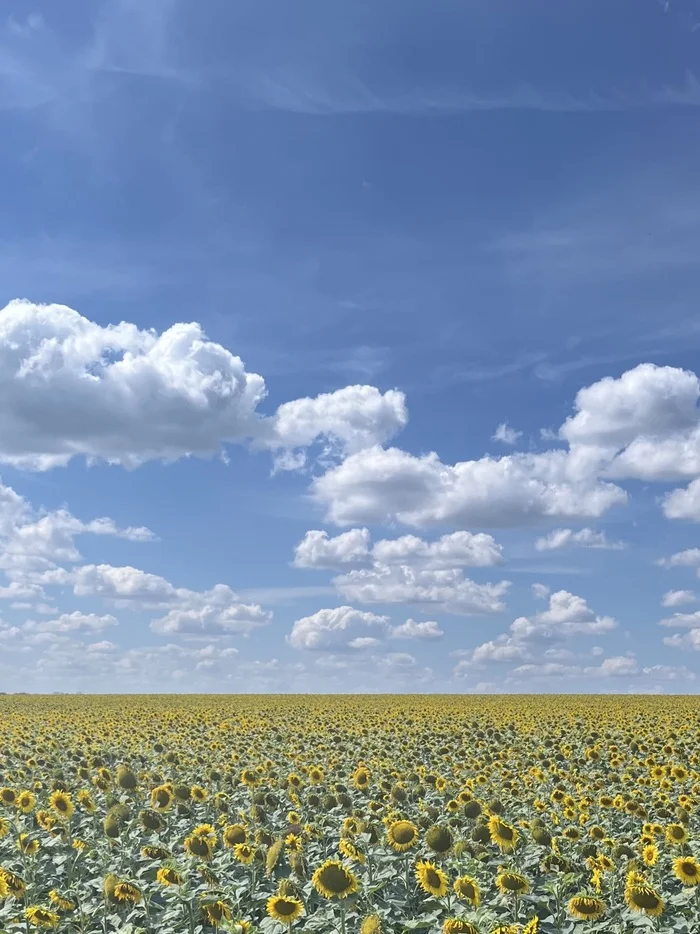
0, 694, 699, 934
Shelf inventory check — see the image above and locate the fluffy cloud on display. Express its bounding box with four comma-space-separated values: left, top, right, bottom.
658, 548, 700, 570
510, 590, 617, 639
390, 618, 443, 640
662, 478, 700, 521
372, 531, 503, 568
661, 590, 696, 608
288, 606, 390, 650
24, 611, 117, 634
313, 445, 626, 528
0, 300, 405, 470
659, 610, 700, 628
664, 629, 700, 651
292, 529, 370, 570
534, 527, 625, 551
334, 564, 510, 615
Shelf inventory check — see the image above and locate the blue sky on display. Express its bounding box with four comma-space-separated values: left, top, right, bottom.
2, 0, 700, 692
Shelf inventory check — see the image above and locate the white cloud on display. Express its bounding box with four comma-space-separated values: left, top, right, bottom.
314, 445, 626, 528
641, 664, 696, 681
492, 423, 522, 445
0, 300, 405, 470
589, 654, 639, 677
662, 478, 700, 521
390, 618, 444, 640
509, 661, 577, 679
510, 590, 617, 639
24, 611, 117, 634
288, 606, 390, 650
372, 530, 503, 568
664, 629, 700, 651
292, 528, 370, 570
534, 527, 625, 551
334, 564, 510, 615
658, 548, 700, 570
531, 583, 550, 600
661, 589, 696, 608
659, 610, 700, 628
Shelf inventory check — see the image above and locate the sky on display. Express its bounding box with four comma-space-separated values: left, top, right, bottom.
2, 0, 700, 693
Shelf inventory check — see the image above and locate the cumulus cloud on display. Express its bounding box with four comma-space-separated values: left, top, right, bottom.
664, 629, 700, 651
534, 527, 625, 551
313, 445, 626, 528
288, 606, 390, 650
661, 589, 696, 608
658, 548, 700, 570
659, 610, 700, 628
292, 529, 370, 570
0, 300, 405, 470
24, 611, 117, 634
372, 531, 503, 568
390, 618, 443, 640
334, 564, 510, 615
492, 423, 522, 445
662, 478, 700, 522
510, 590, 617, 639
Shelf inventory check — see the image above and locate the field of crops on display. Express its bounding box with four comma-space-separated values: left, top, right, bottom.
0, 695, 698, 934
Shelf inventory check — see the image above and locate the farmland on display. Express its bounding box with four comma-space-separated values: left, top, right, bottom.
0, 694, 698, 933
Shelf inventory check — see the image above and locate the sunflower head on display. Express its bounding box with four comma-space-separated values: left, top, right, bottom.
266, 895, 304, 925
25, 907, 59, 929
201, 899, 232, 927
453, 874, 481, 906
156, 867, 183, 886
48, 791, 74, 820
625, 876, 664, 917
443, 921, 479, 934
360, 915, 382, 934
425, 823, 453, 855
496, 869, 530, 896
674, 856, 700, 886
386, 819, 419, 852
312, 858, 358, 899
113, 882, 142, 905
48, 891, 75, 913
0, 867, 27, 897
415, 860, 449, 898
665, 823, 688, 845
568, 894, 605, 920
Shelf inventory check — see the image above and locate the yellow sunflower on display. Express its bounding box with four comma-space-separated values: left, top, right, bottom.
386, 819, 419, 852
453, 874, 481, 906
568, 894, 605, 920
25, 907, 59, 929
48, 791, 74, 820
673, 856, 700, 886
311, 859, 358, 899
624, 873, 664, 917
496, 869, 530, 896
488, 816, 519, 852
665, 823, 688, 846
201, 900, 232, 927
266, 895, 304, 925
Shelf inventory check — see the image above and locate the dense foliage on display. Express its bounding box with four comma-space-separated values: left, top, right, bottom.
0, 694, 698, 933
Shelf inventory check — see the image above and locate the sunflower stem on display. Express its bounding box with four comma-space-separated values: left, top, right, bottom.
339, 902, 346, 934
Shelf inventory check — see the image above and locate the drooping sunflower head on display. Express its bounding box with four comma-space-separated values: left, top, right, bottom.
386, 819, 419, 852
425, 824, 453, 855
0, 867, 27, 897
156, 867, 183, 887
453, 874, 481, 906
415, 860, 449, 898
568, 894, 605, 920
18, 833, 40, 855
266, 895, 304, 925
312, 858, 359, 899
113, 882, 142, 905
488, 816, 519, 852
223, 824, 248, 847
339, 837, 366, 864
141, 844, 172, 860
443, 920, 479, 934
25, 907, 59, 929
184, 832, 214, 860
674, 856, 700, 886
116, 765, 138, 791
624, 877, 664, 917
150, 785, 173, 811
201, 899, 232, 927
48, 891, 75, 913
496, 869, 530, 896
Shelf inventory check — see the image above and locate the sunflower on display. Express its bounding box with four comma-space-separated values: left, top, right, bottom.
0, 817, 9, 838
142, 844, 171, 859
150, 785, 173, 810
353, 767, 371, 791
18, 833, 40, 855
16, 790, 36, 813
234, 843, 256, 864
201, 900, 232, 927
360, 915, 382, 934
308, 766, 325, 784
240, 769, 259, 788
312, 859, 358, 899
496, 869, 530, 896
156, 867, 183, 886
48, 891, 75, 912
453, 875, 481, 906
443, 921, 479, 934
266, 895, 304, 925
673, 856, 700, 886
25, 907, 59, 929
0, 787, 17, 807
113, 882, 142, 905
0, 867, 27, 897
568, 894, 605, 920
386, 819, 419, 852
191, 785, 209, 802
415, 860, 449, 898
184, 832, 214, 860
223, 823, 247, 847
624, 874, 664, 917
642, 843, 658, 866
48, 791, 74, 820
337, 837, 365, 866
522, 920, 539, 934
665, 823, 688, 846
488, 816, 519, 852
425, 824, 453, 855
